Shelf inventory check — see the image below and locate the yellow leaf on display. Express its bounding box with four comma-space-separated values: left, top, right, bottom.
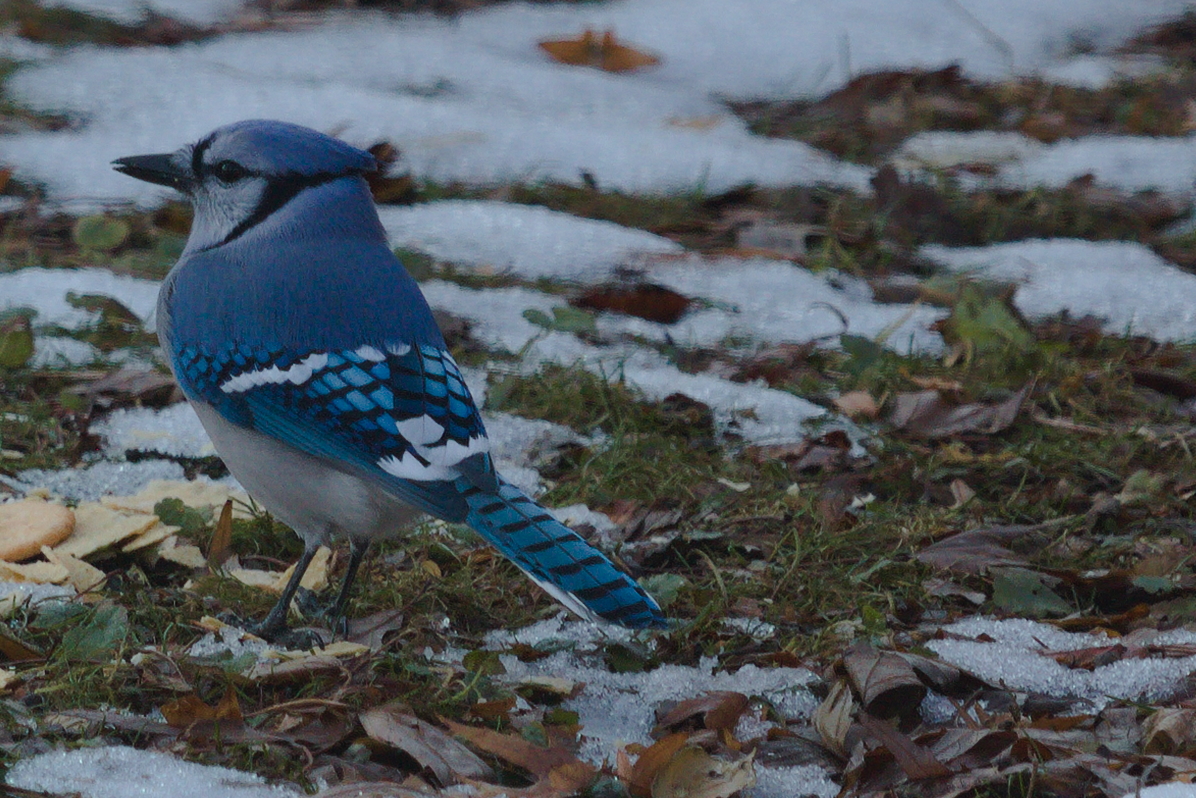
538, 28, 660, 73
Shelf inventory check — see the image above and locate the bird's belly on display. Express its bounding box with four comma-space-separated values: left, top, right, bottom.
191, 402, 422, 545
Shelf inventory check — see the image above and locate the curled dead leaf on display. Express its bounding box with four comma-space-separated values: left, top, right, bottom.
842, 642, 925, 722
812, 679, 855, 758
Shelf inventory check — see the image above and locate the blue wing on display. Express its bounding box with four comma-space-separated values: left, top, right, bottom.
173, 342, 494, 521
172, 340, 667, 628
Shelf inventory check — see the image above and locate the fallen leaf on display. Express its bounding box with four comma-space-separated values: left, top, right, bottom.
923, 577, 986, 606
345, 608, 407, 651
833, 390, 880, 419
0, 626, 43, 662
992, 568, 1072, 617
812, 679, 855, 758
651, 746, 755, 798
842, 642, 926, 721
58, 603, 127, 662
888, 382, 1032, 438
538, 29, 660, 73
858, 715, 951, 780
626, 732, 690, 798
360, 703, 494, 786
161, 689, 243, 727
571, 283, 692, 324
916, 522, 1057, 574
1143, 708, 1196, 754
206, 499, 234, 567
442, 718, 593, 783
654, 691, 749, 736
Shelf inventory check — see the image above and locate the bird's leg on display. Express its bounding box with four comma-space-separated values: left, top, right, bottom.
251, 543, 320, 641
327, 538, 370, 638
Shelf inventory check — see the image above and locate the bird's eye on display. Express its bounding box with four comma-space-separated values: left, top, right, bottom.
212, 160, 248, 183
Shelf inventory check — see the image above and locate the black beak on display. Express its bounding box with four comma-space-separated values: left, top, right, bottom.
112, 153, 192, 191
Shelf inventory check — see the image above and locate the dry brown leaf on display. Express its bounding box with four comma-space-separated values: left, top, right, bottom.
651, 746, 755, 798
538, 28, 659, 73
888, 383, 1032, 438
244, 654, 346, 684
655, 691, 749, 736
161, 689, 243, 727
833, 390, 880, 419
207, 499, 235, 567
812, 678, 855, 758
916, 523, 1043, 574
442, 718, 593, 784
503, 675, 580, 698
858, 715, 951, 780
907, 375, 964, 392
360, 703, 494, 786
842, 642, 926, 721
922, 577, 986, 606
1143, 708, 1196, 754
626, 732, 691, 798
345, 608, 407, 651
571, 283, 692, 324
0, 626, 43, 662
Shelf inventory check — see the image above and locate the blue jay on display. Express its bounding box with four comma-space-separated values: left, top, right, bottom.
113, 120, 665, 638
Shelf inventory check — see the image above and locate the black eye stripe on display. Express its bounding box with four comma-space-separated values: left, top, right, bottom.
199, 171, 345, 252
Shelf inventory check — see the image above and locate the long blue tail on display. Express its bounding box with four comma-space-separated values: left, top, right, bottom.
459, 477, 666, 629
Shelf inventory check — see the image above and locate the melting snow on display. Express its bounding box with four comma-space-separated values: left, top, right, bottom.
485, 617, 834, 796
923, 239, 1196, 341
3, 0, 1190, 206
0, 267, 160, 329
379, 200, 682, 281
6, 746, 301, 798
928, 617, 1196, 710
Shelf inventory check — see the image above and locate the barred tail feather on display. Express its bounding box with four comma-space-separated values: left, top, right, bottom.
460, 477, 666, 629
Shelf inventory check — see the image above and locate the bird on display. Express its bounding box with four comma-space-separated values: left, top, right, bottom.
112, 120, 666, 639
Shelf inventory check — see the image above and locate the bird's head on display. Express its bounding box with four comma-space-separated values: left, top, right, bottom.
114, 120, 378, 253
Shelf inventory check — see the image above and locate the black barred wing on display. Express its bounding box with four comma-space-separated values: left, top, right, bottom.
173, 342, 491, 521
